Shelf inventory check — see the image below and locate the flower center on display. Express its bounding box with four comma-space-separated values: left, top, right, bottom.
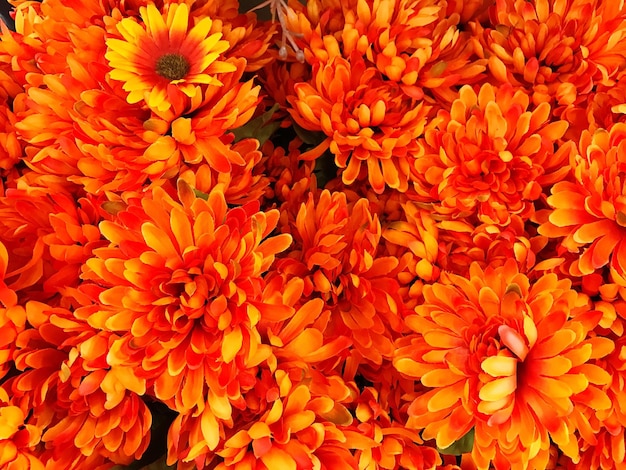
155, 53, 190, 80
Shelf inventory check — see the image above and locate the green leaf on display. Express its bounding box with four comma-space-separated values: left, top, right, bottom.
437, 428, 475, 456
293, 121, 326, 146
232, 103, 281, 146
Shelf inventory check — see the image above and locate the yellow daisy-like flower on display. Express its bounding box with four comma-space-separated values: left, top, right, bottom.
105, 2, 237, 112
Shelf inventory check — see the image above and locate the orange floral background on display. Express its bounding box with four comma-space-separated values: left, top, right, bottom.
1, 0, 626, 469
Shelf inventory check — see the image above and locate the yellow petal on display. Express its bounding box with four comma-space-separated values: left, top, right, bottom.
479, 376, 517, 402
260, 447, 297, 470
200, 407, 220, 451
221, 326, 243, 363
481, 355, 518, 377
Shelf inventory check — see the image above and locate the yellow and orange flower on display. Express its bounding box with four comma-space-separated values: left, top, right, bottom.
473, 0, 626, 108
287, 0, 486, 102
7, 302, 152, 468
277, 190, 406, 368
0, 385, 44, 470
412, 83, 573, 225
288, 53, 429, 194
539, 123, 626, 286
76, 182, 292, 415
106, 2, 237, 112
352, 386, 442, 470
204, 368, 370, 470
394, 259, 612, 469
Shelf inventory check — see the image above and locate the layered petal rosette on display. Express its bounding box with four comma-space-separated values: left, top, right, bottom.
539, 123, 626, 286
394, 259, 611, 469
77, 182, 292, 415
413, 83, 573, 225
288, 53, 429, 194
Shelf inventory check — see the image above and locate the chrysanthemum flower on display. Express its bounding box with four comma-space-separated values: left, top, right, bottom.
178, 139, 270, 207
413, 83, 573, 225
538, 123, 626, 286
106, 2, 237, 112
382, 200, 441, 285
394, 259, 612, 469
288, 53, 429, 193
0, 239, 23, 380
352, 386, 442, 470
164, 61, 261, 172
277, 190, 406, 367
0, 185, 107, 304
256, 136, 316, 206
0, 104, 22, 172
429, 214, 550, 278
473, 0, 626, 108
204, 368, 369, 470
570, 330, 625, 470
7, 302, 152, 468
76, 182, 292, 415
286, 0, 486, 103
0, 386, 44, 470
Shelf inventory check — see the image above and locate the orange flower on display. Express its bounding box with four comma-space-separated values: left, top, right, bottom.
178, 139, 270, 207
382, 200, 441, 285
413, 83, 573, 225
352, 386, 442, 470
277, 190, 406, 367
203, 368, 369, 470
76, 182, 292, 414
0, 239, 23, 381
0, 386, 44, 470
473, 0, 626, 107
7, 302, 152, 468
256, 136, 316, 206
538, 123, 626, 286
394, 259, 612, 469
287, 0, 486, 102
427, 214, 550, 278
106, 2, 237, 112
0, 103, 22, 173
162, 61, 261, 173
288, 53, 429, 193
571, 330, 625, 470
0, 186, 106, 303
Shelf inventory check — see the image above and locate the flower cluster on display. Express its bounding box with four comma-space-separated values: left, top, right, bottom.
2, 0, 626, 469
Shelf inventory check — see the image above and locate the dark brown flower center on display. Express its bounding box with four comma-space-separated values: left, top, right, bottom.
155, 53, 190, 80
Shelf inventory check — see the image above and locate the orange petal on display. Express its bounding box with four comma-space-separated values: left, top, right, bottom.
260, 446, 297, 470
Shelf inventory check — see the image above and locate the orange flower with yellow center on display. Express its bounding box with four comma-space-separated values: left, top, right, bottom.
106, 2, 237, 112
413, 83, 572, 225
288, 53, 429, 194
393, 259, 612, 469
539, 123, 626, 286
